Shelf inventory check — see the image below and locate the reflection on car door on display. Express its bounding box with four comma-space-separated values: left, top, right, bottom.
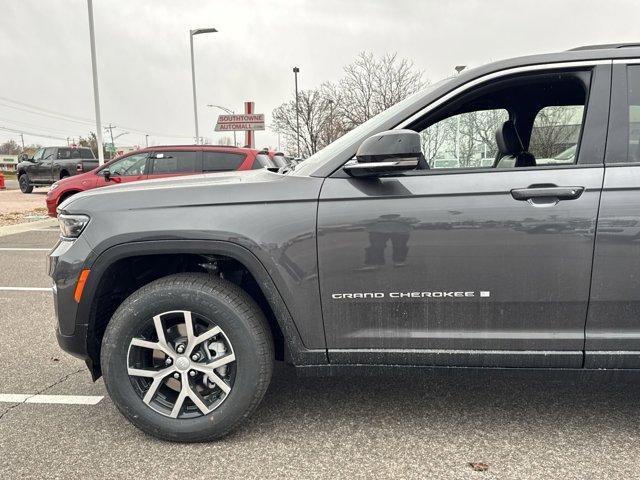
317, 65, 610, 368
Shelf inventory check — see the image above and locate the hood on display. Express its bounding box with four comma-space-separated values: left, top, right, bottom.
60, 168, 322, 214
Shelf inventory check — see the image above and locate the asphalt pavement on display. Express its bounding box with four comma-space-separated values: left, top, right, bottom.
2, 225, 640, 479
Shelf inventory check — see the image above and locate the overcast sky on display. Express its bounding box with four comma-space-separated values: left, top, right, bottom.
1, 0, 639, 150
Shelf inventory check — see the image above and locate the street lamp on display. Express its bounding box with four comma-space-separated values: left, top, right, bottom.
293, 66, 300, 157
453, 66, 466, 160
86, 0, 104, 165
190, 27, 217, 145
207, 104, 236, 146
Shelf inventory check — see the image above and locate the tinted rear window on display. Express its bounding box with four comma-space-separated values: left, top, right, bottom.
202, 151, 246, 172
57, 148, 94, 159
151, 151, 199, 174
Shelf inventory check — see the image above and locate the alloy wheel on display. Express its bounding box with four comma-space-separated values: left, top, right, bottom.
126, 310, 236, 419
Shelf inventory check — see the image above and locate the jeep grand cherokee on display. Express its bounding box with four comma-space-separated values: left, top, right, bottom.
49, 44, 640, 442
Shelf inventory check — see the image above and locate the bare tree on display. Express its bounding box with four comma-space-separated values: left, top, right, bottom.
272, 89, 338, 157
0, 139, 20, 155
326, 52, 425, 130
420, 121, 450, 162
529, 106, 582, 158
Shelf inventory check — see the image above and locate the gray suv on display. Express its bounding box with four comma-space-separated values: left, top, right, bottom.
49, 44, 640, 442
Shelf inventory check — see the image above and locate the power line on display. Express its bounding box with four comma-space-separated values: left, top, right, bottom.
0, 96, 194, 139
0, 126, 68, 141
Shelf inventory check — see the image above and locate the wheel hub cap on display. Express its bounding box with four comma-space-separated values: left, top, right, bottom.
175, 356, 190, 371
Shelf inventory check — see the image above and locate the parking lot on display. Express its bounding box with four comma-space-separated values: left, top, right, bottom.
0, 225, 639, 478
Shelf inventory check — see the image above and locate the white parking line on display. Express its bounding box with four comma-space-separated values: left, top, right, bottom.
0, 394, 103, 405
0, 287, 52, 292
0, 248, 50, 251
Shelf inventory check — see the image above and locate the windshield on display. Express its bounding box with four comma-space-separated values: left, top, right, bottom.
292, 79, 448, 176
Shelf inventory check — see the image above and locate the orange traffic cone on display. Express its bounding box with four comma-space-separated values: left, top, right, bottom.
0, 172, 5, 190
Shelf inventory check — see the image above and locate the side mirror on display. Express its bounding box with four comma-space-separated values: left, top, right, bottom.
343, 129, 423, 177
103, 169, 111, 181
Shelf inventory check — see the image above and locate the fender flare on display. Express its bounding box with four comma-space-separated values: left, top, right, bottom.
78, 239, 327, 366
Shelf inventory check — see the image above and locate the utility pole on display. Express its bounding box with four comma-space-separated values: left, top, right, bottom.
105, 124, 116, 159
145, 134, 149, 147
293, 67, 300, 157
20, 133, 24, 150
86, 0, 104, 165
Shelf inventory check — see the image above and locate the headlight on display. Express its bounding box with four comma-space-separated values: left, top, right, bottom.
58, 214, 90, 239
50, 182, 59, 191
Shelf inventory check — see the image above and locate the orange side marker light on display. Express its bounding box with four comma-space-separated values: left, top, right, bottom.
74, 269, 90, 303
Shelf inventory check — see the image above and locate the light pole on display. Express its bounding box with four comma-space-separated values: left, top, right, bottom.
454, 65, 466, 161
190, 27, 217, 145
293, 66, 300, 157
207, 104, 236, 146
145, 134, 149, 147
86, 0, 104, 165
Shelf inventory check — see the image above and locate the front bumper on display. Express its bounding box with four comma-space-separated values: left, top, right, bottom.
48, 236, 95, 360
46, 194, 58, 217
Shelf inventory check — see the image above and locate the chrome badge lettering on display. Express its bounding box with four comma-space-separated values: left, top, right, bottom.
331, 291, 490, 299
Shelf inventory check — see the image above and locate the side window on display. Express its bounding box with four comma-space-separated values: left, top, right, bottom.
109, 153, 148, 176
42, 148, 56, 160
252, 154, 275, 169
80, 148, 95, 159
32, 148, 45, 161
151, 151, 199, 174
202, 151, 246, 172
420, 109, 508, 169
528, 105, 584, 165
628, 66, 640, 162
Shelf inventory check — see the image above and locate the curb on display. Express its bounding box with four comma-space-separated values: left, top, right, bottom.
0, 218, 57, 237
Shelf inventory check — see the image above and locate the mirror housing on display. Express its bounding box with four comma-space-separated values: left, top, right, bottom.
343, 129, 422, 177
102, 169, 111, 181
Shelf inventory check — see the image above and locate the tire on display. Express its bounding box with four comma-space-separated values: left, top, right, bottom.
101, 273, 274, 442
18, 174, 33, 193
60, 172, 69, 180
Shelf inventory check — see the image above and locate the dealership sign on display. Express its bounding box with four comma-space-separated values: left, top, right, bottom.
215, 113, 265, 132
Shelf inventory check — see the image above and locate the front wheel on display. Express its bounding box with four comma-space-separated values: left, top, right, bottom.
101, 273, 274, 442
19, 174, 33, 193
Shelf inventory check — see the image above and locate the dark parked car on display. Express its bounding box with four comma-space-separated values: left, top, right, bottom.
50, 43, 640, 442
46, 145, 267, 217
17, 146, 97, 193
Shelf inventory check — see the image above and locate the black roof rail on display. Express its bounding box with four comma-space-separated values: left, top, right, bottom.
569, 43, 640, 51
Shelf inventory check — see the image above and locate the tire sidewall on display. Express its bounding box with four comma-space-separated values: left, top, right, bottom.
19, 174, 31, 193
102, 277, 269, 441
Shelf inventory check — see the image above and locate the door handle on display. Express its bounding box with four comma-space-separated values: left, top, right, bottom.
511, 185, 584, 201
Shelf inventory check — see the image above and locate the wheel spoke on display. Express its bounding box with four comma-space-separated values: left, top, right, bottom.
169, 379, 188, 418
152, 314, 168, 347
186, 383, 211, 415
128, 366, 162, 378
186, 326, 222, 355
141, 367, 174, 405
130, 337, 174, 358
207, 352, 236, 370
183, 311, 195, 345
207, 371, 231, 395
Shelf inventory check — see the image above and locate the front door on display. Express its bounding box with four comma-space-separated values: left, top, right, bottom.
318, 64, 610, 368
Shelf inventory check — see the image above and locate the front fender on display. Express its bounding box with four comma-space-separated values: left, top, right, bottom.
79, 239, 327, 366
